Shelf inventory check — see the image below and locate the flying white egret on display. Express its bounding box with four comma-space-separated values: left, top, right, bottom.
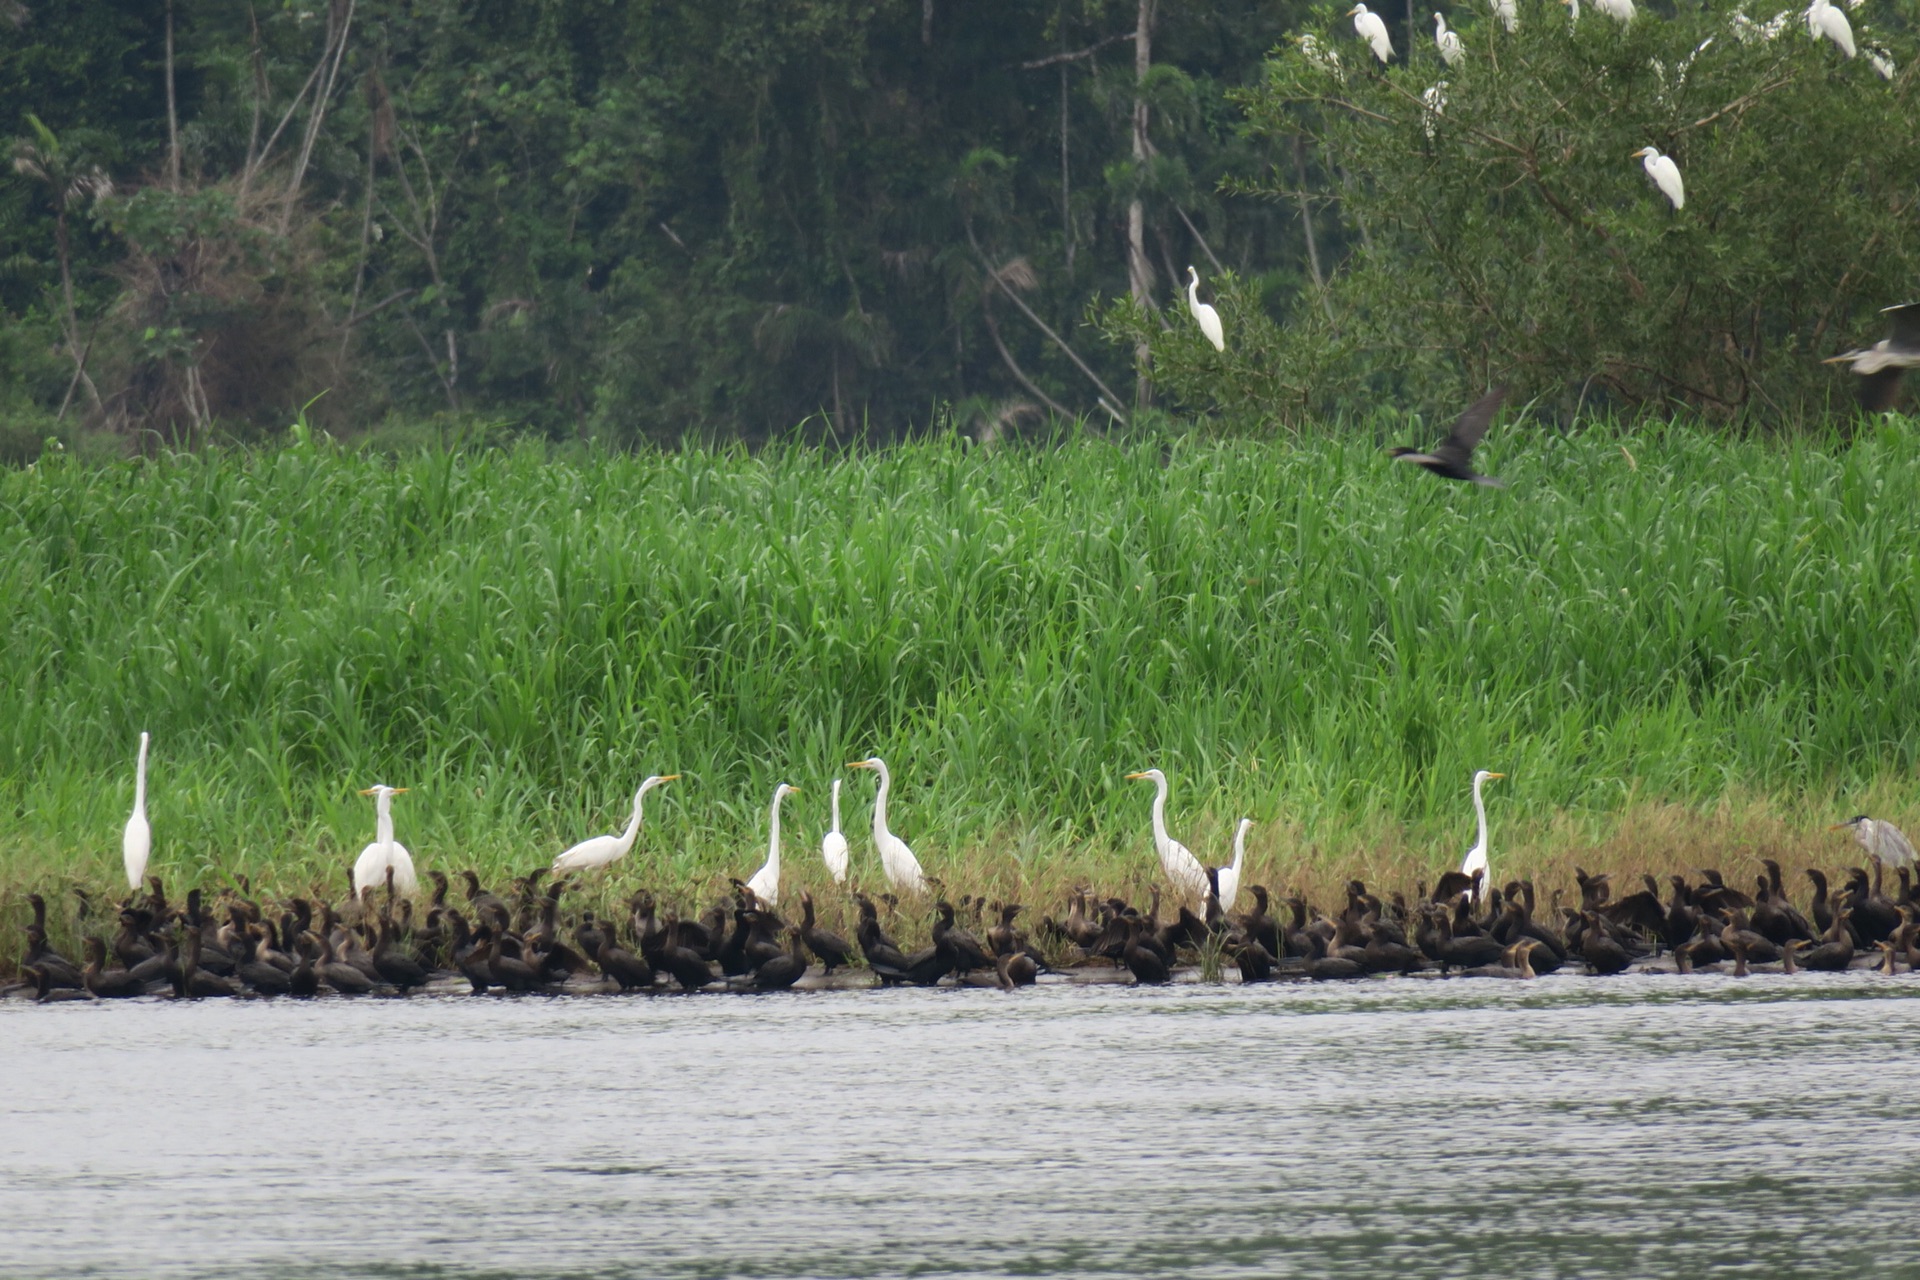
1124, 769, 1210, 905
744, 783, 798, 906
848, 756, 926, 893
551, 774, 679, 872
353, 784, 417, 895
821, 777, 850, 884
1490, 0, 1518, 33
1185, 266, 1225, 352
1632, 146, 1685, 211
1216, 818, 1252, 913
1348, 4, 1394, 62
122, 731, 151, 890
1434, 14, 1465, 66
1458, 769, 1507, 899
1805, 0, 1855, 57
1832, 815, 1917, 869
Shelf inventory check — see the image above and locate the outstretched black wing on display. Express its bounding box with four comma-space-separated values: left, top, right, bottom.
1430, 385, 1509, 469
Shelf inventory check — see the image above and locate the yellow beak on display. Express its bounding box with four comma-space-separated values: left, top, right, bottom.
658, 774, 680, 782
1125, 771, 1150, 780
1486, 773, 1507, 781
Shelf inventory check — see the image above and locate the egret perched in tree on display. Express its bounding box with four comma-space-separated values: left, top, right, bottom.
1185, 266, 1225, 352
1866, 45, 1895, 79
1348, 4, 1394, 62
1593, 0, 1633, 21
1421, 82, 1449, 141
821, 778, 850, 884
1490, 0, 1518, 33
745, 783, 797, 906
1832, 815, 1917, 869
353, 785, 417, 895
1124, 769, 1210, 905
122, 731, 151, 890
1458, 770, 1506, 899
849, 756, 926, 893
1293, 32, 1343, 75
551, 774, 679, 872
1433, 14, 1464, 66
1632, 146, 1685, 210
1825, 303, 1920, 411
1805, 0, 1855, 57
1217, 818, 1252, 913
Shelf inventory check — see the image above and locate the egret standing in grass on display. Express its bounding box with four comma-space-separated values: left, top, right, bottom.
551, 774, 679, 873
1433, 14, 1464, 65
1632, 146, 1685, 211
1125, 769, 1210, 905
822, 778, 850, 885
353, 784, 417, 895
1185, 266, 1225, 351
1348, 4, 1394, 62
122, 731, 151, 890
849, 756, 926, 893
1459, 770, 1506, 899
1217, 818, 1252, 913
745, 783, 798, 906
1832, 814, 1916, 869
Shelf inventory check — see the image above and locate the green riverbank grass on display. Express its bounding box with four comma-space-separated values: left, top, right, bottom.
3, 420, 1919, 962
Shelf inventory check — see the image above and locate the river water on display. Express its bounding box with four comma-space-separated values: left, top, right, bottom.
4, 972, 1918, 1278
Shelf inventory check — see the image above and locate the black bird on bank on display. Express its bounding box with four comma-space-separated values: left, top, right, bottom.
1387, 386, 1510, 487
1826, 303, 1920, 412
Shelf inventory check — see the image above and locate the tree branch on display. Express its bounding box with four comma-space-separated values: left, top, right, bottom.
1019, 31, 1133, 70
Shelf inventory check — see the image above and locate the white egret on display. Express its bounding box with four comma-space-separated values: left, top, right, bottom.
1348, 4, 1394, 63
1632, 146, 1685, 211
848, 756, 926, 893
122, 731, 151, 890
1490, 0, 1518, 33
745, 783, 798, 906
1805, 0, 1855, 57
1216, 818, 1252, 913
1421, 82, 1449, 141
353, 784, 417, 895
1124, 769, 1210, 905
822, 777, 850, 884
1832, 815, 1917, 869
1563, 0, 1580, 21
1458, 769, 1506, 898
1185, 266, 1225, 352
1292, 32, 1343, 75
1867, 46, 1894, 79
1434, 14, 1464, 66
551, 774, 679, 872
1594, 0, 1633, 21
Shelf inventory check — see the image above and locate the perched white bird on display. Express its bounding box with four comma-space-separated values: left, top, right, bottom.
849, 756, 926, 893
552, 774, 679, 872
1216, 818, 1252, 913
1421, 81, 1450, 140
1125, 769, 1210, 906
1293, 32, 1344, 75
122, 731, 151, 890
821, 777, 850, 884
1434, 13, 1465, 66
1458, 769, 1506, 900
352, 784, 417, 895
1348, 4, 1394, 62
1632, 145, 1685, 210
1805, 0, 1855, 57
1185, 266, 1225, 352
1594, 0, 1634, 20
1867, 46, 1895, 79
1563, 0, 1580, 21
1833, 815, 1917, 869
1490, 0, 1518, 33
744, 783, 797, 906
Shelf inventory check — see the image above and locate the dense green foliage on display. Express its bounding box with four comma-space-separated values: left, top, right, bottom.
1, 0, 1307, 444
1106, 0, 1920, 426
4, 425, 1919, 889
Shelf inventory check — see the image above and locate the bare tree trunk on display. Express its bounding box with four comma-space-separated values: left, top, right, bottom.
164, 0, 181, 190
1294, 137, 1335, 324
1128, 0, 1155, 407
1060, 61, 1073, 274
922, 0, 933, 45
281, 0, 356, 233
